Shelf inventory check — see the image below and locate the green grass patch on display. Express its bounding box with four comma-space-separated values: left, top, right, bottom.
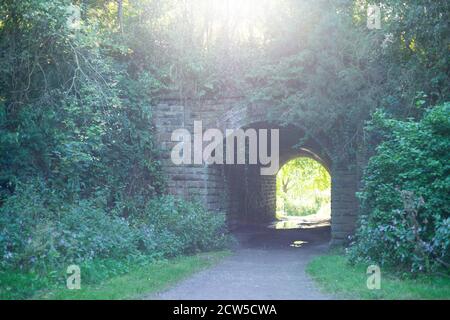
306, 251, 450, 300
0, 251, 230, 300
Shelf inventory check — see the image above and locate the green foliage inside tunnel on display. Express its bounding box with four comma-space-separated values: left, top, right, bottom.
276, 158, 330, 218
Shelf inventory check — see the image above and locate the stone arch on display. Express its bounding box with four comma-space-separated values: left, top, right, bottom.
154, 98, 359, 245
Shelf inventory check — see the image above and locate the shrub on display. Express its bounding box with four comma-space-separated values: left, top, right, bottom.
283, 197, 322, 217
0, 181, 142, 272
0, 181, 229, 274
140, 196, 229, 256
348, 103, 450, 273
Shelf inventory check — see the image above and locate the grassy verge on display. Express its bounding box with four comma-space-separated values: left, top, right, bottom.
0, 251, 230, 300
306, 251, 450, 300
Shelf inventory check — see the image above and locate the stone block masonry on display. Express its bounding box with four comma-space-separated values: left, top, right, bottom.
153, 98, 359, 245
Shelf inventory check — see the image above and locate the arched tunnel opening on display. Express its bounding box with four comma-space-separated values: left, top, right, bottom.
275, 157, 331, 230
157, 103, 359, 247
216, 121, 332, 248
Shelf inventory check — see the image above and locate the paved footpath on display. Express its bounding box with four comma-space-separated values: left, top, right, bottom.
148, 224, 334, 300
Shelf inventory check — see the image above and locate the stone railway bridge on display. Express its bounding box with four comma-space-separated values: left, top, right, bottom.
154, 97, 360, 245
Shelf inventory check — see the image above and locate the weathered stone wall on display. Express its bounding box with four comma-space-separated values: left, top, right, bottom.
330, 162, 359, 245
153, 98, 359, 245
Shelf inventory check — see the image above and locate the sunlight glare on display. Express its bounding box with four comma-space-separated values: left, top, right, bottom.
186, 0, 287, 43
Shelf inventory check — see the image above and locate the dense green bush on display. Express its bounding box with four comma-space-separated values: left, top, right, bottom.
282, 197, 324, 217
0, 182, 229, 273
348, 103, 450, 273
139, 196, 229, 256
0, 181, 137, 271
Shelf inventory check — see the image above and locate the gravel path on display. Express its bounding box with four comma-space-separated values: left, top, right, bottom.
148, 224, 334, 300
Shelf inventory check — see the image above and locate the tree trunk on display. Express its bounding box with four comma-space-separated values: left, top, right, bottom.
117, 0, 123, 34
